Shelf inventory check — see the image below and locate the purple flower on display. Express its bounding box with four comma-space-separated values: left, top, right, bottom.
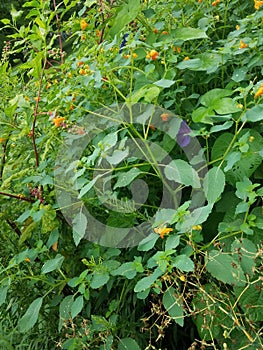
177, 121, 191, 147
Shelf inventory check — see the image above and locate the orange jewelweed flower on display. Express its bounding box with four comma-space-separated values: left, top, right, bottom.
192, 225, 202, 231
183, 56, 190, 61
24, 258, 31, 263
0, 138, 6, 143
52, 117, 65, 127
255, 83, 263, 98
154, 227, 173, 239
160, 113, 170, 122
162, 31, 168, 35
239, 40, 248, 49
254, 0, 263, 10
153, 28, 158, 34
146, 49, 159, 60
80, 19, 88, 31
212, 0, 220, 6
52, 241, 58, 251
79, 68, 86, 75
77, 61, 84, 67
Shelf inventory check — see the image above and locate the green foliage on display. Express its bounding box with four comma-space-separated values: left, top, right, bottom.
0, 0, 262, 349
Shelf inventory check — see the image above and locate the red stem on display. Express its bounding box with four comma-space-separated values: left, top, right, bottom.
0, 191, 34, 203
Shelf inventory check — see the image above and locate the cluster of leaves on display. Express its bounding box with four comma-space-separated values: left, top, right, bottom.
0, 0, 262, 349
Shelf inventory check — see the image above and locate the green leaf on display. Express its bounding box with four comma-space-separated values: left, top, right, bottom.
59, 295, 74, 331
172, 254, 194, 272
90, 271, 110, 289
108, 0, 140, 37
111, 262, 137, 279
41, 254, 64, 274
18, 297, 43, 332
243, 104, 263, 122
172, 27, 208, 41
0, 285, 9, 307
106, 148, 129, 165
165, 235, 180, 251
118, 338, 141, 350
71, 295, 84, 319
213, 98, 240, 114
114, 168, 142, 189
231, 238, 257, 276
153, 79, 175, 88
176, 204, 213, 231
72, 212, 87, 246
203, 167, 225, 204
164, 159, 201, 187
138, 232, 159, 251
134, 267, 163, 293
200, 89, 232, 107
163, 287, 184, 326
206, 250, 246, 286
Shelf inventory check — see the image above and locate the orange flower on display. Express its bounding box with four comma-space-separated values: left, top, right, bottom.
153, 28, 158, 34
173, 46, 181, 53
52, 117, 65, 127
154, 227, 173, 239
192, 225, 202, 231
123, 54, 130, 59
212, 0, 220, 6
239, 40, 248, 49
132, 53, 138, 59
235, 25, 240, 30
146, 49, 159, 60
0, 138, 6, 143
254, 0, 263, 10
24, 258, 31, 263
79, 68, 86, 75
80, 19, 88, 31
183, 56, 190, 61
77, 61, 84, 67
162, 31, 168, 35
52, 241, 58, 251
255, 84, 263, 98
160, 113, 170, 122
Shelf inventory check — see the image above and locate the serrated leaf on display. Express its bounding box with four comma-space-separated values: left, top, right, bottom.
72, 212, 87, 245
71, 295, 84, 319
114, 168, 142, 189
163, 287, 184, 326
41, 254, 64, 274
90, 271, 110, 289
165, 235, 180, 251
203, 167, 225, 204
172, 254, 194, 272
153, 79, 175, 88
164, 159, 201, 187
173, 27, 208, 41
134, 268, 162, 292
118, 338, 141, 350
138, 232, 159, 251
206, 250, 246, 286
18, 297, 43, 332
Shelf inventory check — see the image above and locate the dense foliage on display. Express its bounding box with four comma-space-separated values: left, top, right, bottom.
0, 0, 262, 349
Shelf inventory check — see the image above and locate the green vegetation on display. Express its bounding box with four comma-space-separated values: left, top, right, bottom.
0, 0, 262, 349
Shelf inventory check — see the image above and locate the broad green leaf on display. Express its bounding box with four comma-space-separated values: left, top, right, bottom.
165, 235, 180, 251
71, 295, 84, 319
172, 27, 208, 41
163, 287, 184, 326
41, 254, 64, 274
111, 262, 137, 279
213, 98, 240, 114
134, 267, 162, 292
108, 0, 140, 37
114, 168, 142, 189
153, 79, 175, 88
138, 232, 159, 251
90, 271, 110, 289
243, 104, 263, 122
164, 159, 201, 187
172, 254, 194, 272
18, 297, 43, 332
176, 204, 213, 231
231, 238, 257, 276
129, 85, 160, 103
118, 338, 141, 350
200, 89, 232, 107
211, 133, 234, 163
203, 167, 225, 204
59, 295, 74, 331
210, 121, 233, 133
206, 250, 246, 286
106, 148, 129, 165
0, 285, 9, 307
72, 212, 87, 245
192, 106, 215, 124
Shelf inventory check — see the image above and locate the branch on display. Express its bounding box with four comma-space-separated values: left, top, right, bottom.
0, 191, 34, 203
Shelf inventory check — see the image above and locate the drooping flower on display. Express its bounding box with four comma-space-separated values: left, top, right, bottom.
52, 117, 65, 127
154, 227, 173, 239
255, 83, 263, 98
80, 19, 88, 31
254, 0, 263, 10
146, 49, 159, 60
212, 0, 220, 6
160, 113, 170, 121
239, 40, 248, 49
